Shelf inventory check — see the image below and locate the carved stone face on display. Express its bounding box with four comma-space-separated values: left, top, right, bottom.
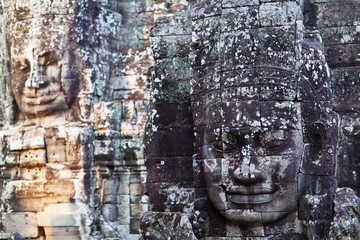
10, 31, 79, 120
202, 99, 303, 226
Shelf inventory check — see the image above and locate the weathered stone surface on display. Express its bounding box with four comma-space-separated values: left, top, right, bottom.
1, 0, 360, 239
4, 213, 38, 238
37, 213, 79, 227
298, 174, 336, 220
140, 212, 197, 239
0, 0, 161, 237
43, 226, 80, 236
8, 232, 28, 240
141, 0, 358, 239
329, 187, 360, 239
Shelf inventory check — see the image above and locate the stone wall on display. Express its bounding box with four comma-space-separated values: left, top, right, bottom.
0, 0, 191, 239
142, 0, 360, 239
0, 0, 359, 239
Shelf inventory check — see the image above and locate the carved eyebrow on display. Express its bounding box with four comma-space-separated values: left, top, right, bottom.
38, 51, 59, 59
226, 128, 252, 135
38, 51, 59, 65
13, 58, 30, 70
38, 50, 51, 57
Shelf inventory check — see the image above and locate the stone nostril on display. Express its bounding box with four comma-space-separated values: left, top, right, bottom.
249, 168, 266, 183
233, 167, 249, 181
233, 163, 266, 184
25, 75, 49, 89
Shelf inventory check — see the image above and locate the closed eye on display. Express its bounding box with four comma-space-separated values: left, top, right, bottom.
263, 139, 288, 150
210, 133, 246, 153
14, 60, 30, 72
46, 60, 57, 66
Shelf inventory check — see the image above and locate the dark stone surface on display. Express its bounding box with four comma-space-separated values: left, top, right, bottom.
141, 0, 360, 239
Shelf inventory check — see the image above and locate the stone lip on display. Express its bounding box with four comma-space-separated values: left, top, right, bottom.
227, 184, 277, 194
23, 94, 58, 105
228, 184, 279, 205
228, 192, 279, 205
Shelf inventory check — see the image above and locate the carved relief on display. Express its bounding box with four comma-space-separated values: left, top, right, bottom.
201, 100, 302, 228
0, 0, 151, 238
142, 0, 350, 239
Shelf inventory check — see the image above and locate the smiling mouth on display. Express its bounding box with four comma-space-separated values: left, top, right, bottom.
227, 184, 279, 205
23, 94, 58, 105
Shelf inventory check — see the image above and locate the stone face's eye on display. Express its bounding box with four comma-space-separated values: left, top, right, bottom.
14, 59, 30, 72
207, 128, 223, 152
38, 51, 58, 66
261, 130, 291, 153
209, 130, 249, 153
223, 133, 246, 153
263, 139, 288, 150
46, 59, 57, 66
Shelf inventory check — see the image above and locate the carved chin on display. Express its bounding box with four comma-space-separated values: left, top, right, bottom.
222, 208, 295, 226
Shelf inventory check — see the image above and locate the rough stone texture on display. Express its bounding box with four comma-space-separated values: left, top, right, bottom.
141, 0, 360, 239
329, 187, 360, 239
140, 212, 197, 239
311, 0, 360, 200
8, 232, 29, 240
0, 0, 360, 239
0, 0, 190, 239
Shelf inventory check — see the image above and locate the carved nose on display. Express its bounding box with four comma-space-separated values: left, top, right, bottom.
233, 162, 266, 184
25, 65, 47, 89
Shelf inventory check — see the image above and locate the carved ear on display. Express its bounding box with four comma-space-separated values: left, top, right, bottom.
307, 121, 327, 144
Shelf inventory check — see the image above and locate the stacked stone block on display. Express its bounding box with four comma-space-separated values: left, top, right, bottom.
0, 0, 168, 238
142, 0, 344, 239
144, 11, 193, 213
0, 0, 196, 238
310, 0, 360, 198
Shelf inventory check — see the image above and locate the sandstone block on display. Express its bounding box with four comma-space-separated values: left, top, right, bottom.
222, 0, 259, 8
117, 204, 131, 225
4, 212, 38, 238
117, 195, 130, 206
22, 128, 45, 149
130, 203, 148, 217
46, 142, 66, 163
130, 183, 145, 196
101, 204, 118, 222
130, 217, 140, 234
45, 236, 81, 240
91, 102, 121, 131
43, 203, 81, 214
44, 226, 80, 236
221, 6, 259, 32
20, 149, 46, 167
10, 198, 44, 212
6, 133, 23, 151
37, 212, 79, 227
17, 167, 46, 180
191, 0, 221, 19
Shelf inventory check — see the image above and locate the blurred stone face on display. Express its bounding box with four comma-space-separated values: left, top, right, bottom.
202, 99, 303, 226
10, 29, 79, 120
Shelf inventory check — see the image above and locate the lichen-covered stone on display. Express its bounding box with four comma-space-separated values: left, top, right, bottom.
140, 212, 197, 239
329, 187, 360, 239
140, 0, 360, 239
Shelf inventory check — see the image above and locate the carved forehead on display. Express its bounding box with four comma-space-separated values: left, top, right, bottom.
12, 30, 69, 56
9, 15, 74, 57
204, 99, 301, 130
